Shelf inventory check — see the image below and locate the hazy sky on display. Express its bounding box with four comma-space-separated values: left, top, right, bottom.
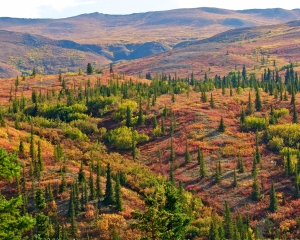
1, 0, 300, 18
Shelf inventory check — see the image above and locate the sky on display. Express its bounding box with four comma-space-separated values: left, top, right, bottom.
1, 0, 300, 19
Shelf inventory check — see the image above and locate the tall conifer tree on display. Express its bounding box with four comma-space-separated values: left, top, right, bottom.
103, 163, 114, 205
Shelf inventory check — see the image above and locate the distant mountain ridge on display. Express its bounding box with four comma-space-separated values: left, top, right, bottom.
1, 7, 300, 77
114, 19, 300, 78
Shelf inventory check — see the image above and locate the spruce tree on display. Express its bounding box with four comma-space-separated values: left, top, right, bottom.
169, 164, 175, 185
209, 212, 220, 240
291, 89, 296, 105
96, 160, 103, 200
89, 168, 96, 201
197, 147, 201, 164
284, 90, 288, 101
263, 128, 271, 144
163, 104, 168, 117
170, 137, 175, 162
269, 182, 278, 212
74, 180, 81, 214
86, 63, 93, 75
152, 94, 156, 107
157, 147, 162, 163
218, 159, 222, 176
215, 162, 221, 183
78, 161, 86, 184
69, 186, 77, 238
37, 141, 44, 171
237, 154, 245, 173
210, 93, 215, 108
236, 212, 244, 237
233, 168, 238, 187
255, 130, 262, 164
184, 137, 191, 163
251, 174, 260, 201
30, 125, 35, 161
218, 224, 225, 240
246, 92, 254, 115
114, 174, 124, 211
82, 179, 88, 207
137, 98, 144, 125
252, 154, 258, 178
125, 106, 132, 127
222, 84, 226, 95
34, 158, 40, 180
199, 147, 207, 178
59, 172, 67, 193
32, 67, 36, 77
19, 140, 25, 157
35, 187, 46, 211
47, 183, 54, 203
233, 223, 241, 240
240, 108, 246, 126
293, 101, 299, 123
68, 184, 75, 217
218, 116, 226, 132
223, 201, 234, 239
36, 213, 50, 239
103, 163, 114, 205
255, 88, 262, 111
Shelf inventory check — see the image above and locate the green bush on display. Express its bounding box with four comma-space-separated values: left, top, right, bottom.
243, 117, 267, 131
86, 96, 118, 117
62, 124, 88, 141
274, 108, 289, 119
106, 126, 149, 149
27, 103, 88, 122
113, 100, 137, 121
67, 113, 88, 122
70, 120, 98, 135
269, 124, 300, 147
152, 127, 162, 137
236, 87, 243, 95
268, 137, 284, 151
280, 147, 300, 157
31, 117, 57, 128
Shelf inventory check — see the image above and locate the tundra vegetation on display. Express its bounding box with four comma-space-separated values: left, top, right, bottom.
0, 63, 300, 239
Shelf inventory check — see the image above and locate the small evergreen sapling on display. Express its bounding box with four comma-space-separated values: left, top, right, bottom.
218, 116, 226, 133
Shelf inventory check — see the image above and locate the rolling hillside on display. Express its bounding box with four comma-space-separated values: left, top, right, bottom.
1, 8, 300, 77
114, 20, 300, 78
0, 30, 110, 78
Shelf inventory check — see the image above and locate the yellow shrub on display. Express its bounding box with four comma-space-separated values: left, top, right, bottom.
98, 214, 126, 232
0, 128, 8, 139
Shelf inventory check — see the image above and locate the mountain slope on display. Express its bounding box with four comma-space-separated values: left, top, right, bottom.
0, 30, 110, 77
1, 8, 300, 46
1, 8, 300, 77
114, 20, 300, 78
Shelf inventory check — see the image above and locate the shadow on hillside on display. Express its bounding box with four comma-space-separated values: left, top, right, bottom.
198, 130, 221, 141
